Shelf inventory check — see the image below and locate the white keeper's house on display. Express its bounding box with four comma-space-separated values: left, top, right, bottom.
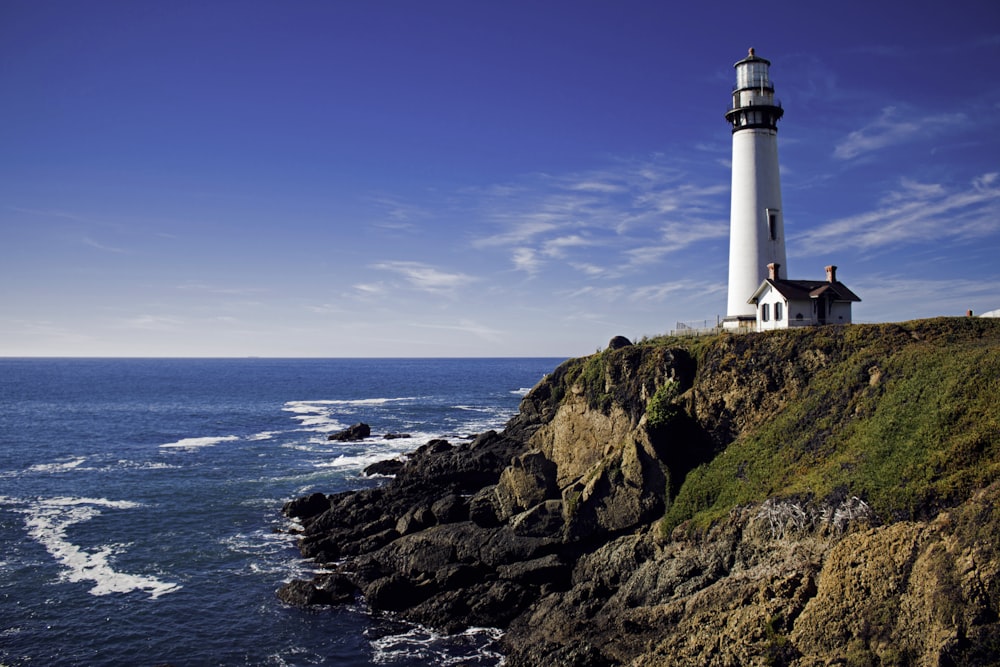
748, 263, 861, 331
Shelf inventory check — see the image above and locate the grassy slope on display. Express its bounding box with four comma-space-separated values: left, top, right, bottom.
658, 318, 1000, 532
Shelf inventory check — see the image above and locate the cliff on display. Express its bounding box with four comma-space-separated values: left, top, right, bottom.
280, 317, 1000, 666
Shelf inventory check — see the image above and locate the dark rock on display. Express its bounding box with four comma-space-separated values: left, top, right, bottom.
509, 500, 565, 538
383, 432, 412, 440
328, 422, 371, 441
435, 562, 488, 589
431, 493, 468, 524
469, 580, 535, 627
364, 459, 405, 476
396, 504, 435, 536
498, 553, 570, 588
276, 573, 359, 607
607, 335, 632, 350
494, 450, 559, 522
282, 492, 330, 521
469, 486, 502, 527
365, 574, 435, 612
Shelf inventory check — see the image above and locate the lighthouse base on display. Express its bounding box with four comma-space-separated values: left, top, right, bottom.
721, 315, 757, 332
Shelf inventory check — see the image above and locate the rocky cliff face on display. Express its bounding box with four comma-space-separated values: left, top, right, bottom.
280, 318, 1000, 666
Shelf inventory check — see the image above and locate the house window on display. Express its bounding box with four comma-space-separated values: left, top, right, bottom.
775, 302, 783, 321
761, 303, 770, 322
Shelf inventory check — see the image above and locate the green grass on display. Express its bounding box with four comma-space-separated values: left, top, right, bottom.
659, 318, 1000, 533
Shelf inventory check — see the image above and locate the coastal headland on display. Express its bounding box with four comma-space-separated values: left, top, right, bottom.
281, 317, 1000, 666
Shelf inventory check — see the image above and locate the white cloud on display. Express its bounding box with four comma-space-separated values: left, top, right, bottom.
176, 282, 270, 296
468, 157, 729, 276
512, 247, 542, 274
797, 172, 1000, 255
352, 282, 386, 297
371, 260, 475, 293
120, 315, 183, 330
542, 234, 595, 258
834, 106, 967, 160
411, 319, 505, 343
852, 274, 1000, 322
83, 237, 128, 254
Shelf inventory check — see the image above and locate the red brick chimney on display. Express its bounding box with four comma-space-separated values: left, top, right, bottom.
767, 263, 780, 280
825, 265, 838, 283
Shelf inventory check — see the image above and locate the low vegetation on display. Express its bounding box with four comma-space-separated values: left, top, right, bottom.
656, 317, 1000, 533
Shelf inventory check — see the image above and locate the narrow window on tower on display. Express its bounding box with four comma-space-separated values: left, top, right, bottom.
767, 210, 778, 241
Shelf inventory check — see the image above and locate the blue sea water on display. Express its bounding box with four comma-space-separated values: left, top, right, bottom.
0, 357, 564, 666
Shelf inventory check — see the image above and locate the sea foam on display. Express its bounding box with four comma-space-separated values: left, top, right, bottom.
27, 456, 89, 474
159, 435, 239, 450
12, 496, 181, 599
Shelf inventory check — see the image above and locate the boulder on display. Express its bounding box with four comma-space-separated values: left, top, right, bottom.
509, 500, 565, 538
365, 574, 435, 612
328, 422, 371, 441
364, 459, 405, 476
276, 573, 358, 606
396, 504, 435, 536
607, 335, 633, 350
431, 493, 468, 524
493, 450, 559, 522
282, 492, 330, 521
469, 486, 502, 527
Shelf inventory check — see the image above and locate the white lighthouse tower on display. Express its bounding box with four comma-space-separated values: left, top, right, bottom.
723, 48, 787, 330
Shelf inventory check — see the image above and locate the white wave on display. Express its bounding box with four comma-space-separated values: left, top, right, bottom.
370, 623, 505, 666
111, 460, 179, 471
313, 452, 405, 471
511, 387, 532, 396
27, 456, 88, 474
284, 397, 417, 410
159, 435, 239, 450
11, 496, 180, 599
248, 431, 280, 441
282, 398, 418, 433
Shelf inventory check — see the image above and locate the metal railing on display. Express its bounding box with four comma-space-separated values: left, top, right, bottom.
670, 319, 724, 337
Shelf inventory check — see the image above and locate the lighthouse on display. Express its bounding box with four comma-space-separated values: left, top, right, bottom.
723, 48, 787, 329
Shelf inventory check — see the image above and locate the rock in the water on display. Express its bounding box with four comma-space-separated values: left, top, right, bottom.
282, 492, 330, 520
383, 432, 412, 440
276, 573, 358, 606
364, 459, 405, 476
328, 422, 371, 441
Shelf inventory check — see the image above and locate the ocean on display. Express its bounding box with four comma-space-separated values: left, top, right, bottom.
0, 357, 564, 666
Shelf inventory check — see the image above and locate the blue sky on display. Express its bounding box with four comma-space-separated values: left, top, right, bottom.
2, 1, 999, 357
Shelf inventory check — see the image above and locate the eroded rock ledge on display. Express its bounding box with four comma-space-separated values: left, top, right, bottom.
279, 319, 1000, 666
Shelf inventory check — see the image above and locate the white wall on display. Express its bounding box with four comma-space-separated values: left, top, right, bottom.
727, 128, 786, 320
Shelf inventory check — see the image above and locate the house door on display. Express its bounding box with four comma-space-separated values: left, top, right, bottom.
817, 297, 828, 324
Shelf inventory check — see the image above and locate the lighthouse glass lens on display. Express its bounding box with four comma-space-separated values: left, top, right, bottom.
737, 61, 769, 89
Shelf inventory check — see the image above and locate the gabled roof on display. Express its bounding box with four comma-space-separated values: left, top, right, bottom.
748, 278, 862, 305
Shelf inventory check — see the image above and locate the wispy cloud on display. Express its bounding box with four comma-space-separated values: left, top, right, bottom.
469, 157, 729, 276
853, 274, 1000, 321
371, 260, 475, 293
176, 282, 270, 296
366, 194, 432, 231
833, 106, 967, 160
10, 206, 91, 223
83, 237, 128, 254
797, 172, 1000, 255
512, 248, 543, 275
410, 319, 505, 343
120, 314, 183, 330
